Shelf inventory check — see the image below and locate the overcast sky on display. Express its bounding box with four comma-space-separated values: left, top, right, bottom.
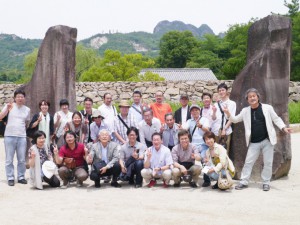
1, 0, 288, 40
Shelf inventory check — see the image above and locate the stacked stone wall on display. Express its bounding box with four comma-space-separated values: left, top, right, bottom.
0, 80, 299, 107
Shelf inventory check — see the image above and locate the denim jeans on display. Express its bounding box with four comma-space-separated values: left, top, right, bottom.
200, 144, 209, 159
4, 136, 27, 181
208, 169, 226, 181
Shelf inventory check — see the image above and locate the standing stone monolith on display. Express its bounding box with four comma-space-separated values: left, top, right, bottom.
21, 25, 77, 116
230, 15, 291, 180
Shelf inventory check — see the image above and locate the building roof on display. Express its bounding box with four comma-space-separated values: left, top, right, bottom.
140, 68, 218, 81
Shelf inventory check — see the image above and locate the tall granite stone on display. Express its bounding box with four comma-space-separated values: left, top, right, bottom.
230, 15, 291, 180
21, 25, 77, 116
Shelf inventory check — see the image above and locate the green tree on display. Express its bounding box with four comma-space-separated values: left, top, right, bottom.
129, 71, 165, 81
24, 48, 38, 76
222, 21, 253, 79
285, 0, 300, 81
157, 31, 199, 68
76, 44, 101, 80
285, 0, 299, 16
79, 49, 158, 82
187, 34, 229, 78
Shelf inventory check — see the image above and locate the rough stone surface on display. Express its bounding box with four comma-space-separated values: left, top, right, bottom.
230, 15, 292, 180
20, 25, 77, 116
0, 80, 299, 108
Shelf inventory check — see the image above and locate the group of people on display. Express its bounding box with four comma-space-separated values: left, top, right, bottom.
0, 83, 292, 191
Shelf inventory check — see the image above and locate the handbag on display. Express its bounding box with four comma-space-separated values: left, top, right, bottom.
0, 115, 8, 137
218, 169, 233, 190
63, 157, 76, 169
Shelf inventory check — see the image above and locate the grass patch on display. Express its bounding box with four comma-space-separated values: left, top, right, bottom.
289, 102, 300, 124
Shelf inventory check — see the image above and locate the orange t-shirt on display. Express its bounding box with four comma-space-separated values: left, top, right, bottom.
150, 103, 172, 123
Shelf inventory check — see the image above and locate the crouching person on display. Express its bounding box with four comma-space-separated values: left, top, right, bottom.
203, 131, 235, 190
87, 129, 121, 188
53, 131, 89, 188
141, 132, 173, 188
119, 127, 146, 188
171, 130, 202, 188
29, 131, 60, 189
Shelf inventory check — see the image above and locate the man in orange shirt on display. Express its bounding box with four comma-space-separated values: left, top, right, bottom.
150, 91, 172, 124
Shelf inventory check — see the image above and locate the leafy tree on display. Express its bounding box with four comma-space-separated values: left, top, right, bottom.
187, 34, 229, 78
285, 0, 299, 17
76, 44, 101, 80
157, 31, 199, 68
24, 48, 38, 76
221, 21, 253, 79
285, 0, 300, 81
79, 49, 159, 82
129, 71, 165, 81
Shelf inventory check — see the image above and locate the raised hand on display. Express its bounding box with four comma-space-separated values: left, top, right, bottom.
53, 146, 59, 155
212, 105, 217, 113
146, 149, 152, 159
31, 150, 36, 158
222, 104, 230, 117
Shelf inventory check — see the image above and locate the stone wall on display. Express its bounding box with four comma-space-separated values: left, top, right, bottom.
0, 80, 299, 107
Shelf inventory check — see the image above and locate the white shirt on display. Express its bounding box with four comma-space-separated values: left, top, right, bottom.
211, 99, 236, 136
2, 103, 30, 137
54, 111, 73, 138
129, 103, 143, 123
138, 117, 161, 145
144, 145, 173, 172
98, 104, 117, 131
183, 117, 210, 148
181, 106, 188, 126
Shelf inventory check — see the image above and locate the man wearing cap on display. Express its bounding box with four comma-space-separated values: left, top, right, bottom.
90, 110, 110, 143
150, 91, 172, 124
223, 88, 292, 191
113, 100, 138, 145
138, 108, 161, 147
182, 104, 210, 187
162, 113, 180, 150
171, 129, 202, 188
141, 132, 173, 188
174, 94, 191, 127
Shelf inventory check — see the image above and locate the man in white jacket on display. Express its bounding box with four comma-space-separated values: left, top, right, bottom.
223, 88, 292, 191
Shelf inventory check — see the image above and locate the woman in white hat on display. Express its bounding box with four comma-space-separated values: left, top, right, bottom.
28, 130, 60, 189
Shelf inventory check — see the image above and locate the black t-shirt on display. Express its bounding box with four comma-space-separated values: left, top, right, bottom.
251, 103, 269, 143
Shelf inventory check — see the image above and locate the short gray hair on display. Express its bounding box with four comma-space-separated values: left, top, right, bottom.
245, 88, 261, 100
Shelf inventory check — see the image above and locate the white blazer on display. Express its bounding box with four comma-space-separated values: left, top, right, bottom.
229, 103, 286, 146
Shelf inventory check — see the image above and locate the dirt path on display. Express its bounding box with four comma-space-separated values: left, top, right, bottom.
0, 133, 299, 225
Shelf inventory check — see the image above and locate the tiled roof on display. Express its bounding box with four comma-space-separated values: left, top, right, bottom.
140, 68, 218, 81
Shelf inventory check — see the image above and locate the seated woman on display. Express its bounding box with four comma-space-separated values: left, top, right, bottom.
203, 131, 235, 189
65, 111, 88, 144
27, 100, 54, 147
119, 127, 146, 188
28, 130, 60, 189
53, 131, 89, 188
